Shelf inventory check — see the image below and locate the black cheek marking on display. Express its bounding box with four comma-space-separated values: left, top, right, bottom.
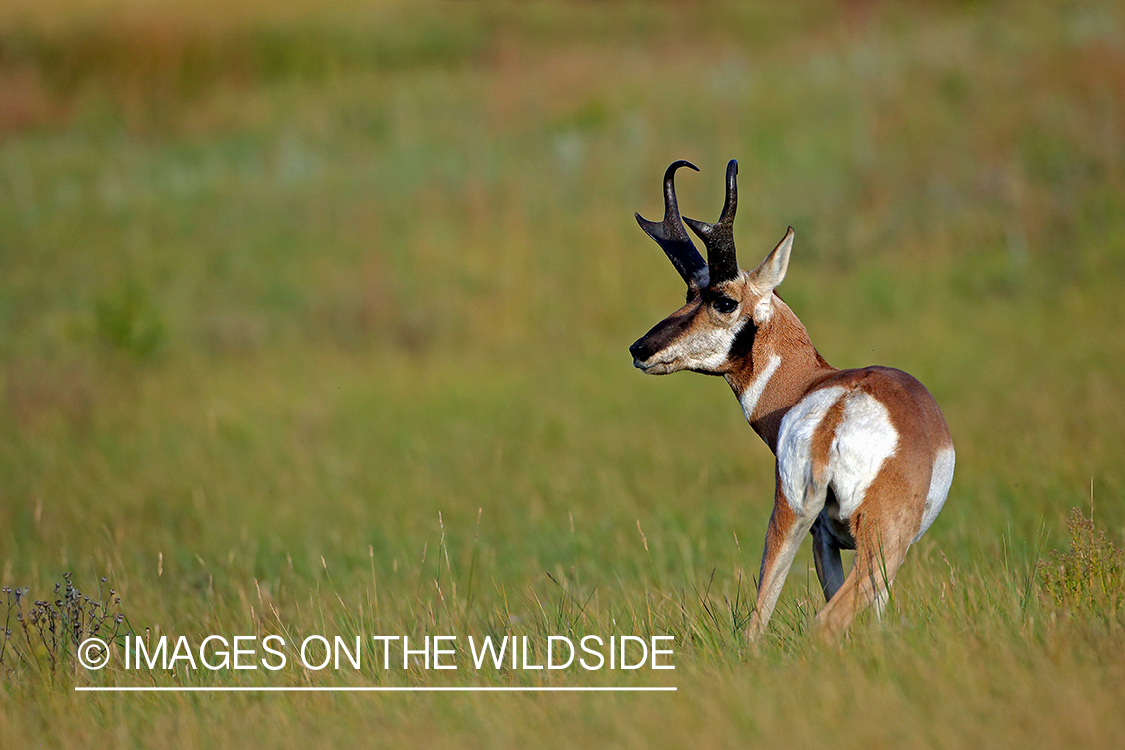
727, 318, 758, 361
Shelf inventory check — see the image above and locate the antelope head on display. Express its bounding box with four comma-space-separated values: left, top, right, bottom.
629, 159, 795, 376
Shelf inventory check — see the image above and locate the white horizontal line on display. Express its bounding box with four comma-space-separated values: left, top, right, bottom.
75, 686, 676, 693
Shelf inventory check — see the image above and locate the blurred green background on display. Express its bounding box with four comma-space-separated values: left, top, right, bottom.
1, 0, 1124, 747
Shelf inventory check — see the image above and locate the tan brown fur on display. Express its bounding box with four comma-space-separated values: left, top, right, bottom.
810, 394, 848, 484
745, 474, 802, 642
631, 191, 953, 640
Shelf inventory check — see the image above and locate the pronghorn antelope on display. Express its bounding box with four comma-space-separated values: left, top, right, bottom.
629, 160, 955, 639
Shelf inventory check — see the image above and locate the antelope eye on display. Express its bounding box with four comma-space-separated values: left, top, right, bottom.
713, 297, 738, 314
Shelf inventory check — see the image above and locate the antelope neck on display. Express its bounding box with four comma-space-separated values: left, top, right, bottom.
724, 300, 836, 455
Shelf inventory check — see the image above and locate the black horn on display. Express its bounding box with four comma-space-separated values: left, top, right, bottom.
684, 159, 739, 285
635, 160, 707, 285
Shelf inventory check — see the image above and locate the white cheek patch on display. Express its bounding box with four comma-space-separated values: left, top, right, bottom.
738, 353, 781, 422
829, 392, 899, 519
914, 445, 955, 542
659, 316, 746, 372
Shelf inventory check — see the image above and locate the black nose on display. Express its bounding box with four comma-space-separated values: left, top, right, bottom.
629, 338, 651, 361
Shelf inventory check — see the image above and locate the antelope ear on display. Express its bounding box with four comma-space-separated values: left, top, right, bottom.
751, 227, 794, 292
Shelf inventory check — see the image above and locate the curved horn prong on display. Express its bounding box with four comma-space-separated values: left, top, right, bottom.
683, 159, 739, 285
635, 160, 707, 285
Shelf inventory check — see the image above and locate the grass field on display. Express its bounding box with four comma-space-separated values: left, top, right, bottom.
2, 0, 1124, 746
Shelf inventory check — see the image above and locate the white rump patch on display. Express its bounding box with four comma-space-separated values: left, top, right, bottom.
776, 386, 845, 514
829, 392, 899, 519
776, 388, 899, 520
914, 445, 955, 542
738, 353, 781, 422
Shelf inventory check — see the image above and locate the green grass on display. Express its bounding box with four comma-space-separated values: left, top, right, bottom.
2, 0, 1124, 746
